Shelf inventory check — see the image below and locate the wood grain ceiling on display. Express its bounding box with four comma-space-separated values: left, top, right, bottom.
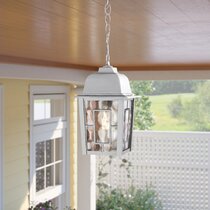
1, 0, 210, 71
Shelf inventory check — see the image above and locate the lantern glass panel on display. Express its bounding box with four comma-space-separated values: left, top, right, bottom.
95, 110, 111, 144
123, 99, 134, 151
84, 100, 119, 153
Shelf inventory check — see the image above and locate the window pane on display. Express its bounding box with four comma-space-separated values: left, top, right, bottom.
34, 96, 65, 121
36, 142, 45, 168
85, 101, 98, 125
46, 140, 54, 165
34, 99, 51, 120
46, 166, 54, 188
51, 97, 65, 118
87, 127, 94, 142
36, 169, 44, 192
55, 138, 62, 161
123, 100, 134, 151
111, 101, 118, 125
55, 163, 63, 185
111, 126, 117, 151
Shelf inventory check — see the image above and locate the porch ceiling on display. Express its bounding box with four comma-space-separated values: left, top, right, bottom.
1, 0, 210, 71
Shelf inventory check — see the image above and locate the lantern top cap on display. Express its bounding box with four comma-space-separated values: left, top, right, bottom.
81, 66, 133, 96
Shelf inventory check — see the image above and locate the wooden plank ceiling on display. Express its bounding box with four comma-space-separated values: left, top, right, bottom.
0, 0, 210, 71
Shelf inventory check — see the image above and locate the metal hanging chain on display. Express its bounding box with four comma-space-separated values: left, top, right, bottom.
104, 0, 111, 66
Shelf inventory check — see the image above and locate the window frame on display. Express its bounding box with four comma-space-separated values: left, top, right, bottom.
0, 85, 3, 210
32, 124, 66, 202
30, 85, 70, 206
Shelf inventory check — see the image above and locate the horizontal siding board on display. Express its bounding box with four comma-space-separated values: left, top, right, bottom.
5, 144, 28, 163
4, 92, 28, 108
5, 183, 28, 201
4, 117, 29, 135
4, 157, 28, 177
5, 132, 28, 148
5, 170, 28, 191
5, 185, 29, 209
5, 199, 28, 210
5, 105, 28, 120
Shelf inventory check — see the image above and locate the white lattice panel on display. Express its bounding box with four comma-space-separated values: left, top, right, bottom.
96, 131, 210, 210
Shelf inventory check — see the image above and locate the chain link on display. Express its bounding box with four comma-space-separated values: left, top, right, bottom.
104, 0, 111, 66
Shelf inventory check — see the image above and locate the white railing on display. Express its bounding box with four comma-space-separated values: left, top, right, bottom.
97, 131, 210, 210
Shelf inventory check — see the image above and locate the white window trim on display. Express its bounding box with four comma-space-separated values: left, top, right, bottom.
30, 85, 70, 208
0, 85, 3, 210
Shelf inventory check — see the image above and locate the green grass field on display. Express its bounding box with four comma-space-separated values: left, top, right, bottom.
149, 93, 195, 131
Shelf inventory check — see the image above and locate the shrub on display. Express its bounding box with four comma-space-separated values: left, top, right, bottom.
96, 186, 162, 210
28, 201, 56, 210
96, 156, 162, 210
28, 201, 75, 210
167, 96, 183, 118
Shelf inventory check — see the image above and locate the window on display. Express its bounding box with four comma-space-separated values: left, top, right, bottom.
30, 86, 69, 205
0, 85, 3, 209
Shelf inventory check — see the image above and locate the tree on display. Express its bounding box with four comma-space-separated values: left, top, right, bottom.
183, 81, 210, 131
130, 81, 155, 130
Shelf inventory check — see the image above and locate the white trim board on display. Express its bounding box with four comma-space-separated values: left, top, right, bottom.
1, 63, 210, 85
0, 85, 3, 209
0, 63, 92, 85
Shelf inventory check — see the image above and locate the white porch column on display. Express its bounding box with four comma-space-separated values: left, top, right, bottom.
77, 142, 96, 210
77, 88, 96, 210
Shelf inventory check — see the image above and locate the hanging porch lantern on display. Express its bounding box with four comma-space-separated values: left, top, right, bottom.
78, 0, 135, 155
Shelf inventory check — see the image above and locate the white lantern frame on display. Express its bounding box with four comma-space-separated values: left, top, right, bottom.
78, 66, 136, 156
